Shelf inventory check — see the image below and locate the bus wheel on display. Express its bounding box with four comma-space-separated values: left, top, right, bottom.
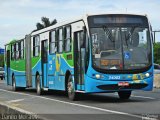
12, 75, 17, 91
118, 91, 131, 100
67, 75, 77, 101
36, 75, 43, 95
12, 75, 25, 91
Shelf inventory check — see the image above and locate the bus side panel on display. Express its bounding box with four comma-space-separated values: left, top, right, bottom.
10, 59, 26, 87
25, 34, 32, 87
52, 54, 65, 90
31, 36, 42, 89
14, 71, 26, 87
31, 58, 41, 89
54, 54, 63, 90
55, 55, 74, 91
4, 65, 12, 85
5, 45, 12, 85
48, 54, 56, 89
47, 54, 74, 91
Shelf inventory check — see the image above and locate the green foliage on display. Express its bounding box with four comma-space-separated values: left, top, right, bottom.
36, 23, 44, 30
0, 54, 4, 67
153, 42, 160, 64
36, 17, 57, 31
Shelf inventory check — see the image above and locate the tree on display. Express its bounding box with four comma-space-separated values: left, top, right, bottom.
153, 42, 160, 64
36, 17, 57, 30
36, 23, 44, 30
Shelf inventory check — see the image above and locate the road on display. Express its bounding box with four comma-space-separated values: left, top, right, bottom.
0, 80, 160, 120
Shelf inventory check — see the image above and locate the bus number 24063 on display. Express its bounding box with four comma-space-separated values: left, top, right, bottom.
109, 76, 121, 80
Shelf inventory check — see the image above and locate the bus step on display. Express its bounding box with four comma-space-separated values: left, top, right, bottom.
43, 88, 48, 91
76, 90, 85, 93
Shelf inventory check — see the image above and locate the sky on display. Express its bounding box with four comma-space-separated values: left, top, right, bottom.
0, 0, 160, 48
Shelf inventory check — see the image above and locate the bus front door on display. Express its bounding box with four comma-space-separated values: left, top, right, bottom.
6, 50, 11, 85
74, 31, 85, 91
41, 40, 48, 88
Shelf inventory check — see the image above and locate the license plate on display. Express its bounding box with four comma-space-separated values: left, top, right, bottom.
118, 82, 129, 86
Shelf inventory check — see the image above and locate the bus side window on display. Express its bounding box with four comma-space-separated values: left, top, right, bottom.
16, 43, 19, 60
11, 44, 15, 60
20, 40, 24, 59
64, 26, 71, 52
49, 30, 56, 54
18, 42, 21, 59
57, 28, 63, 53
19, 40, 24, 59
33, 36, 40, 57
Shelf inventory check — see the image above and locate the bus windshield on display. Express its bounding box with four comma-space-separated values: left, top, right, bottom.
88, 15, 152, 71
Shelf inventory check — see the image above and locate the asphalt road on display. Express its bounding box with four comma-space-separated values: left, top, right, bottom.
0, 80, 160, 120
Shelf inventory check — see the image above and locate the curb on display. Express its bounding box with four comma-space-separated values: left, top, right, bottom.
0, 102, 43, 120
154, 74, 160, 88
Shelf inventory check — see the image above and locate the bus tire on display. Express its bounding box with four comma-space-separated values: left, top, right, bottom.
12, 75, 17, 91
12, 75, 25, 91
118, 91, 131, 100
67, 75, 77, 101
36, 75, 43, 95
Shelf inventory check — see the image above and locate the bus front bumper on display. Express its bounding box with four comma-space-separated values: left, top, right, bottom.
84, 75, 153, 93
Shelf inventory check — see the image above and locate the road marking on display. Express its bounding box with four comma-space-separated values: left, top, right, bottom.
114, 93, 156, 100
6, 96, 36, 103
7, 98, 25, 103
0, 88, 141, 119
131, 95, 155, 100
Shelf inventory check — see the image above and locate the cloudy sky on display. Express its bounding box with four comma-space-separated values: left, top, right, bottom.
0, 0, 160, 48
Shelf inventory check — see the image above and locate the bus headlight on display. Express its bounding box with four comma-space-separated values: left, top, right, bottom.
93, 74, 104, 79
145, 73, 150, 77
95, 74, 101, 79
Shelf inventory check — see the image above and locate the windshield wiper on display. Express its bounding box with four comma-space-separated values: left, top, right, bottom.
102, 25, 115, 42
124, 26, 137, 48
124, 32, 129, 48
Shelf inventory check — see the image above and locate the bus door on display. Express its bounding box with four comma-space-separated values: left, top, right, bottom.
6, 50, 11, 85
74, 31, 85, 90
41, 40, 48, 88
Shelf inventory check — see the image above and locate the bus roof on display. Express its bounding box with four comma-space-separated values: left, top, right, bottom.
5, 13, 148, 45
31, 13, 147, 36
5, 38, 24, 46
31, 16, 86, 36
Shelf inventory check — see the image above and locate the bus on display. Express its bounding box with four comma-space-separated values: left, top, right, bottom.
4, 14, 153, 100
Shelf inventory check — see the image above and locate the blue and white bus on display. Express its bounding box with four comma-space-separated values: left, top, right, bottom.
5, 13, 153, 100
